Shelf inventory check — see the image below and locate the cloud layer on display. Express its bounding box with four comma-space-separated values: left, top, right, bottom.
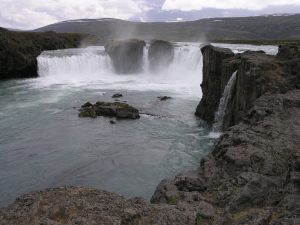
162, 0, 300, 11
0, 0, 300, 30
0, 0, 146, 30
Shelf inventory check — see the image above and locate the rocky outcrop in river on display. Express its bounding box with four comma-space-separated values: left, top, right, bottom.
148, 40, 174, 73
105, 39, 146, 74
0, 28, 104, 79
78, 101, 140, 119
1, 43, 300, 225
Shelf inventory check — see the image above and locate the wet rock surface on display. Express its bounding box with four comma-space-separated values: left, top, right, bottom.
112, 93, 123, 98
195, 44, 235, 123
148, 40, 174, 73
195, 43, 300, 130
105, 39, 146, 74
78, 101, 140, 119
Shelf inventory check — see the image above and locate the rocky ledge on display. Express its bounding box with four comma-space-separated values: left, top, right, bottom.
1, 44, 300, 225
78, 101, 140, 119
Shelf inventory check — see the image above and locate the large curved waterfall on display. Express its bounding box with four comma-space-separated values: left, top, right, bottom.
37, 44, 203, 89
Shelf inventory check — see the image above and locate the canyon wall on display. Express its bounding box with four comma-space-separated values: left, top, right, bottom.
195, 44, 300, 131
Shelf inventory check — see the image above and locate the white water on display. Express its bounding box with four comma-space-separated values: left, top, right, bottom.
213, 70, 237, 132
37, 45, 203, 97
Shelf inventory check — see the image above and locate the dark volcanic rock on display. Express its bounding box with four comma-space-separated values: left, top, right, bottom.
153, 90, 300, 224
105, 39, 146, 74
78, 101, 140, 119
0, 186, 204, 225
0, 28, 100, 79
195, 44, 235, 124
112, 93, 123, 98
148, 40, 174, 73
158, 96, 172, 101
195, 44, 300, 131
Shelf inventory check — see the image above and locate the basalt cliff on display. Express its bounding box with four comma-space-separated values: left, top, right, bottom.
1, 43, 300, 224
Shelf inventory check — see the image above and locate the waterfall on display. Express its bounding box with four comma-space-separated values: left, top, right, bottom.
37, 47, 113, 78
213, 70, 237, 132
37, 44, 202, 79
36, 43, 203, 96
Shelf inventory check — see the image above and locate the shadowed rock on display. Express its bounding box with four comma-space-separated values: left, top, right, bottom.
0, 186, 207, 225
195, 44, 300, 130
105, 39, 146, 74
112, 93, 123, 98
78, 101, 140, 119
148, 40, 174, 73
194, 44, 235, 124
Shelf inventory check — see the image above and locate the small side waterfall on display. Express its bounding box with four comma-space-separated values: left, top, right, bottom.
213, 71, 237, 132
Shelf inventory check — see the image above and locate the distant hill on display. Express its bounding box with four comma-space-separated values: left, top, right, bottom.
33, 14, 300, 41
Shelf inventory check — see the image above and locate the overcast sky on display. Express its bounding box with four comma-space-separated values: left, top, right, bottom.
1, 0, 300, 30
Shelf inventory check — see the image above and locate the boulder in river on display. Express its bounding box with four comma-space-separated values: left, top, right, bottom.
112, 93, 123, 98
158, 96, 172, 101
78, 101, 140, 119
148, 40, 174, 73
105, 39, 146, 74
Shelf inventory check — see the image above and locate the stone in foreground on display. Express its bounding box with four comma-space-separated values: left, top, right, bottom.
0, 186, 207, 225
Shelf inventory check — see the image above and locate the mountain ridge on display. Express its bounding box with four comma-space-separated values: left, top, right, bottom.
33, 14, 300, 41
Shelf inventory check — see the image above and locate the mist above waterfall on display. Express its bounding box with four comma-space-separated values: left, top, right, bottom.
37, 43, 203, 97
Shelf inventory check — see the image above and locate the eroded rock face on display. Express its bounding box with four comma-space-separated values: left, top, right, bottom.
148, 40, 174, 73
105, 39, 146, 74
1, 44, 300, 225
152, 90, 300, 224
195, 44, 235, 123
196, 43, 300, 130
